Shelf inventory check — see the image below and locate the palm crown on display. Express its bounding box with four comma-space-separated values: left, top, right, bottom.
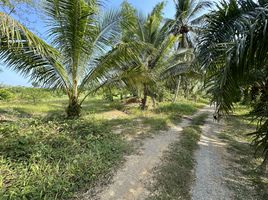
197, 0, 268, 167
169, 0, 211, 48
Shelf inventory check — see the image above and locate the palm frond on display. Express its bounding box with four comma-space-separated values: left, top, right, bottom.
0, 12, 68, 90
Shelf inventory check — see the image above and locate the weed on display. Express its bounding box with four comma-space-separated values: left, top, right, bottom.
191, 113, 208, 126
155, 103, 198, 116
0, 92, 207, 199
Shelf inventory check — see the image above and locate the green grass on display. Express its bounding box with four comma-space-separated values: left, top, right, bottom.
0, 91, 207, 199
0, 117, 129, 200
154, 101, 205, 124
217, 106, 268, 200
191, 113, 208, 126
146, 114, 207, 200
155, 103, 198, 116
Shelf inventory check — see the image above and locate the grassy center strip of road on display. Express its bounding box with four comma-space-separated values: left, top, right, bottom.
146, 113, 208, 200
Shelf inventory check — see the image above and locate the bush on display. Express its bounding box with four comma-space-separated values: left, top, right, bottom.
0, 89, 15, 100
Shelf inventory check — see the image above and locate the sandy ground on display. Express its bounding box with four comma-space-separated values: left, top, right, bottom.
191, 107, 233, 200
92, 127, 185, 200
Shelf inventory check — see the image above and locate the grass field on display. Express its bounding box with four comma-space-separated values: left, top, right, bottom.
0, 93, 206, 200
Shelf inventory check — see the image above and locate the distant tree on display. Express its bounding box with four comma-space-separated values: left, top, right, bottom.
0, 88, 14, 100
165, 0, 211, 101
169, 0, 211, 48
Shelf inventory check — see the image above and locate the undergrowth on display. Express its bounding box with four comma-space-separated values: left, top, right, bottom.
0, 118, 129, 200
0, 93, 206, 199
218, 111, 268, 200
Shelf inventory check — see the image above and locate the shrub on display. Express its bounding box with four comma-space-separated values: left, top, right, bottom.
0, 89, 14, 100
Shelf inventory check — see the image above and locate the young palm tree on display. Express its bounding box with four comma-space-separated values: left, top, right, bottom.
197, 0, 268, 171
0, 0, 124, 118
119, 2, 179, 109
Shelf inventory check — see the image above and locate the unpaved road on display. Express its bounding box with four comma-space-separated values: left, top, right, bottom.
84, 108, 210, 200
93, 126, 185, 200
191, 107, 233, 200
81, 106, 232, 200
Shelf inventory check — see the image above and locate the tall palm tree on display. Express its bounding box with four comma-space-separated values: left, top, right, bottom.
119, 2, 179, 109
169, 0, 211, 48
166, 0, 211, 101
0, 0, 125, 118
197, 0, 268, 170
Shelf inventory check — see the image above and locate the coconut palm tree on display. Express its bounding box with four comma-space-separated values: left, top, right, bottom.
119, 1, 179, 109
161, 48, 201, 102
0, 0, 125, 118
197, 0, 268, 171
164, 0, 211, 101
169, 0, 211, 48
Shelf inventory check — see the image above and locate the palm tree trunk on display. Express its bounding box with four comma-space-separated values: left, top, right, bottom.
66, 95, 81, 118
259, 152, 268, 173
66, 84, 81, 118
151, 96, 156, 108
178, 33, 187, 50
173, 76, 181, 103
141, 85, 148, 110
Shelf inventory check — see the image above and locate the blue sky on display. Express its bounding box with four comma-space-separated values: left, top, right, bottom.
0, 0, 176, 86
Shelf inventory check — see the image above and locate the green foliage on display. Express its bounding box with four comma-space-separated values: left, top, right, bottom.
191, 113, 208, 125
0, 88, 14, 100
218, 114, 268, 199
0, 88, 208, 199
1, 0, 127, 117
159, 0, 209, 102
170, 0, 211, 46
142, 117, 169, 132
0, 118, 127, 199
0, 87, 64, 103
155, 102, 198, 116
117, 1, 181, 108
153, 100, 205, 124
